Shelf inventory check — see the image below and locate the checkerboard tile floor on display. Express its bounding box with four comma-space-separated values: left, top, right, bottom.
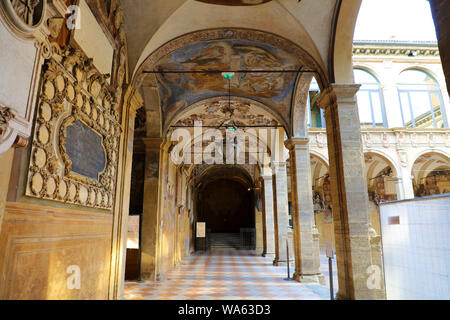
124, 249, 337, 300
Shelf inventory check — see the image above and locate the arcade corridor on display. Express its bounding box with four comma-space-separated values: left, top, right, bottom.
1, 0, 449, 302
124, 249, 337, 300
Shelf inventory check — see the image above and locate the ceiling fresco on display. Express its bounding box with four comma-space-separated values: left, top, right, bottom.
172, 98, 280, 129
154, 39, 300, 127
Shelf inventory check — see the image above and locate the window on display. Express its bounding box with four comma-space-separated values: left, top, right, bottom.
397, 69, 447, 128
307, 77, 325, 128
354, 69, 387, 128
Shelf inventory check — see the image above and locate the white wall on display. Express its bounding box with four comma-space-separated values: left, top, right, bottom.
0, 18, 37, 118
380, 195, 450, 299
73, 0, 114, 78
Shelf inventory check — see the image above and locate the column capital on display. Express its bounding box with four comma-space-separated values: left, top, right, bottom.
271, 161, 286, 171
284, 138, 309, 150
123, 85, 144, 115
318, 83, 361, 109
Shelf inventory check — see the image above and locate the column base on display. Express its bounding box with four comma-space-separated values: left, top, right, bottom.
156, 272, 165, 281
273, 259, 294, 266
262, 252, 275, 259
293, 272, 326, 284
141, 272, 156, 281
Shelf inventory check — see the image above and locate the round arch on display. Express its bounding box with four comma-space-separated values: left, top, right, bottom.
411, 150, 450, 197
353, 65, 384, 85
310, 150, 330, 168
364, 150, 401, 178
131, 1, 327, 80
132, 27, 328, 139
194, 165, 256, 235
395, 66, 443, 86
310, 152, 330, 190
411, 149, 450, 167
168, 124, 273, 169
194, 164, 254, 189
164, 96, 289, 137
291, 72, 317, 138
332, 0, 363, 83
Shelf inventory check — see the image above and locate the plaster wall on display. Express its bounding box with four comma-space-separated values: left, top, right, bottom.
0, 18, 36, 118
380, 195, 450, 300
73, 0, 114, 77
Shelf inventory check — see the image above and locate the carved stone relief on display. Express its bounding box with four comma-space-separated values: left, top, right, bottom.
25, 43, 122, 210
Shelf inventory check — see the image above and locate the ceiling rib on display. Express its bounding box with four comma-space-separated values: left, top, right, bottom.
142, 69, 317, 74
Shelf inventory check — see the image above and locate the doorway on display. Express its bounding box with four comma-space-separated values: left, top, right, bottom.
195, 166, 256, 250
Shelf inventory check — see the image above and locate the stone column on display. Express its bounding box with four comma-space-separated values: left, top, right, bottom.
271, 162, 290, 266
318, 84, 376, 300
261, 175, 275, 258
140, 138, 165, 281
285, 138, 324, 283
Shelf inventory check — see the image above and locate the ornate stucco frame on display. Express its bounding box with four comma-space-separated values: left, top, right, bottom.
25, 43, 122, 210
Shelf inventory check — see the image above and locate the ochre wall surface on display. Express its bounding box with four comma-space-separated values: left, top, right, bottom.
0, 203, 112, 300
0, 0, 130, 300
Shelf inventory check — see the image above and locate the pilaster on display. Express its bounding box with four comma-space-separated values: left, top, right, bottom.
140, 137, 166, 281
110, 86, 143, 299
399, 169, 415, 200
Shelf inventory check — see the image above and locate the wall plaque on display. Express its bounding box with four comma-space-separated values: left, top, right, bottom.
196, 222, 206, 238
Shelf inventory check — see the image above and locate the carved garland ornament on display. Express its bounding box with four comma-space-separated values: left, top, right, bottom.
25, 43, 122, 210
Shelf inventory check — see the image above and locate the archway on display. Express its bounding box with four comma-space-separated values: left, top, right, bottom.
309, 153, 333, 252
364, 152, 399, 235
411, 151, 450, 197
195, 165, 255, 250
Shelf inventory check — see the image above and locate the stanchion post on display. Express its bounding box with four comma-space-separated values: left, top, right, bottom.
284, 239, 293, 281
326, 242, 334, 300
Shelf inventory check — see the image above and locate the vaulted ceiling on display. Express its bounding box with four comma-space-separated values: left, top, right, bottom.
153, 39, 299, 124
121, 0, 340, 80
120, 0, 362, 137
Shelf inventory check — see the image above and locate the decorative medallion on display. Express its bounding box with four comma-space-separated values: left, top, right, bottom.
1, 0, 47, 34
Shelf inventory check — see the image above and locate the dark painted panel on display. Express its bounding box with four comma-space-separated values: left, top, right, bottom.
65, 120, 106, 181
